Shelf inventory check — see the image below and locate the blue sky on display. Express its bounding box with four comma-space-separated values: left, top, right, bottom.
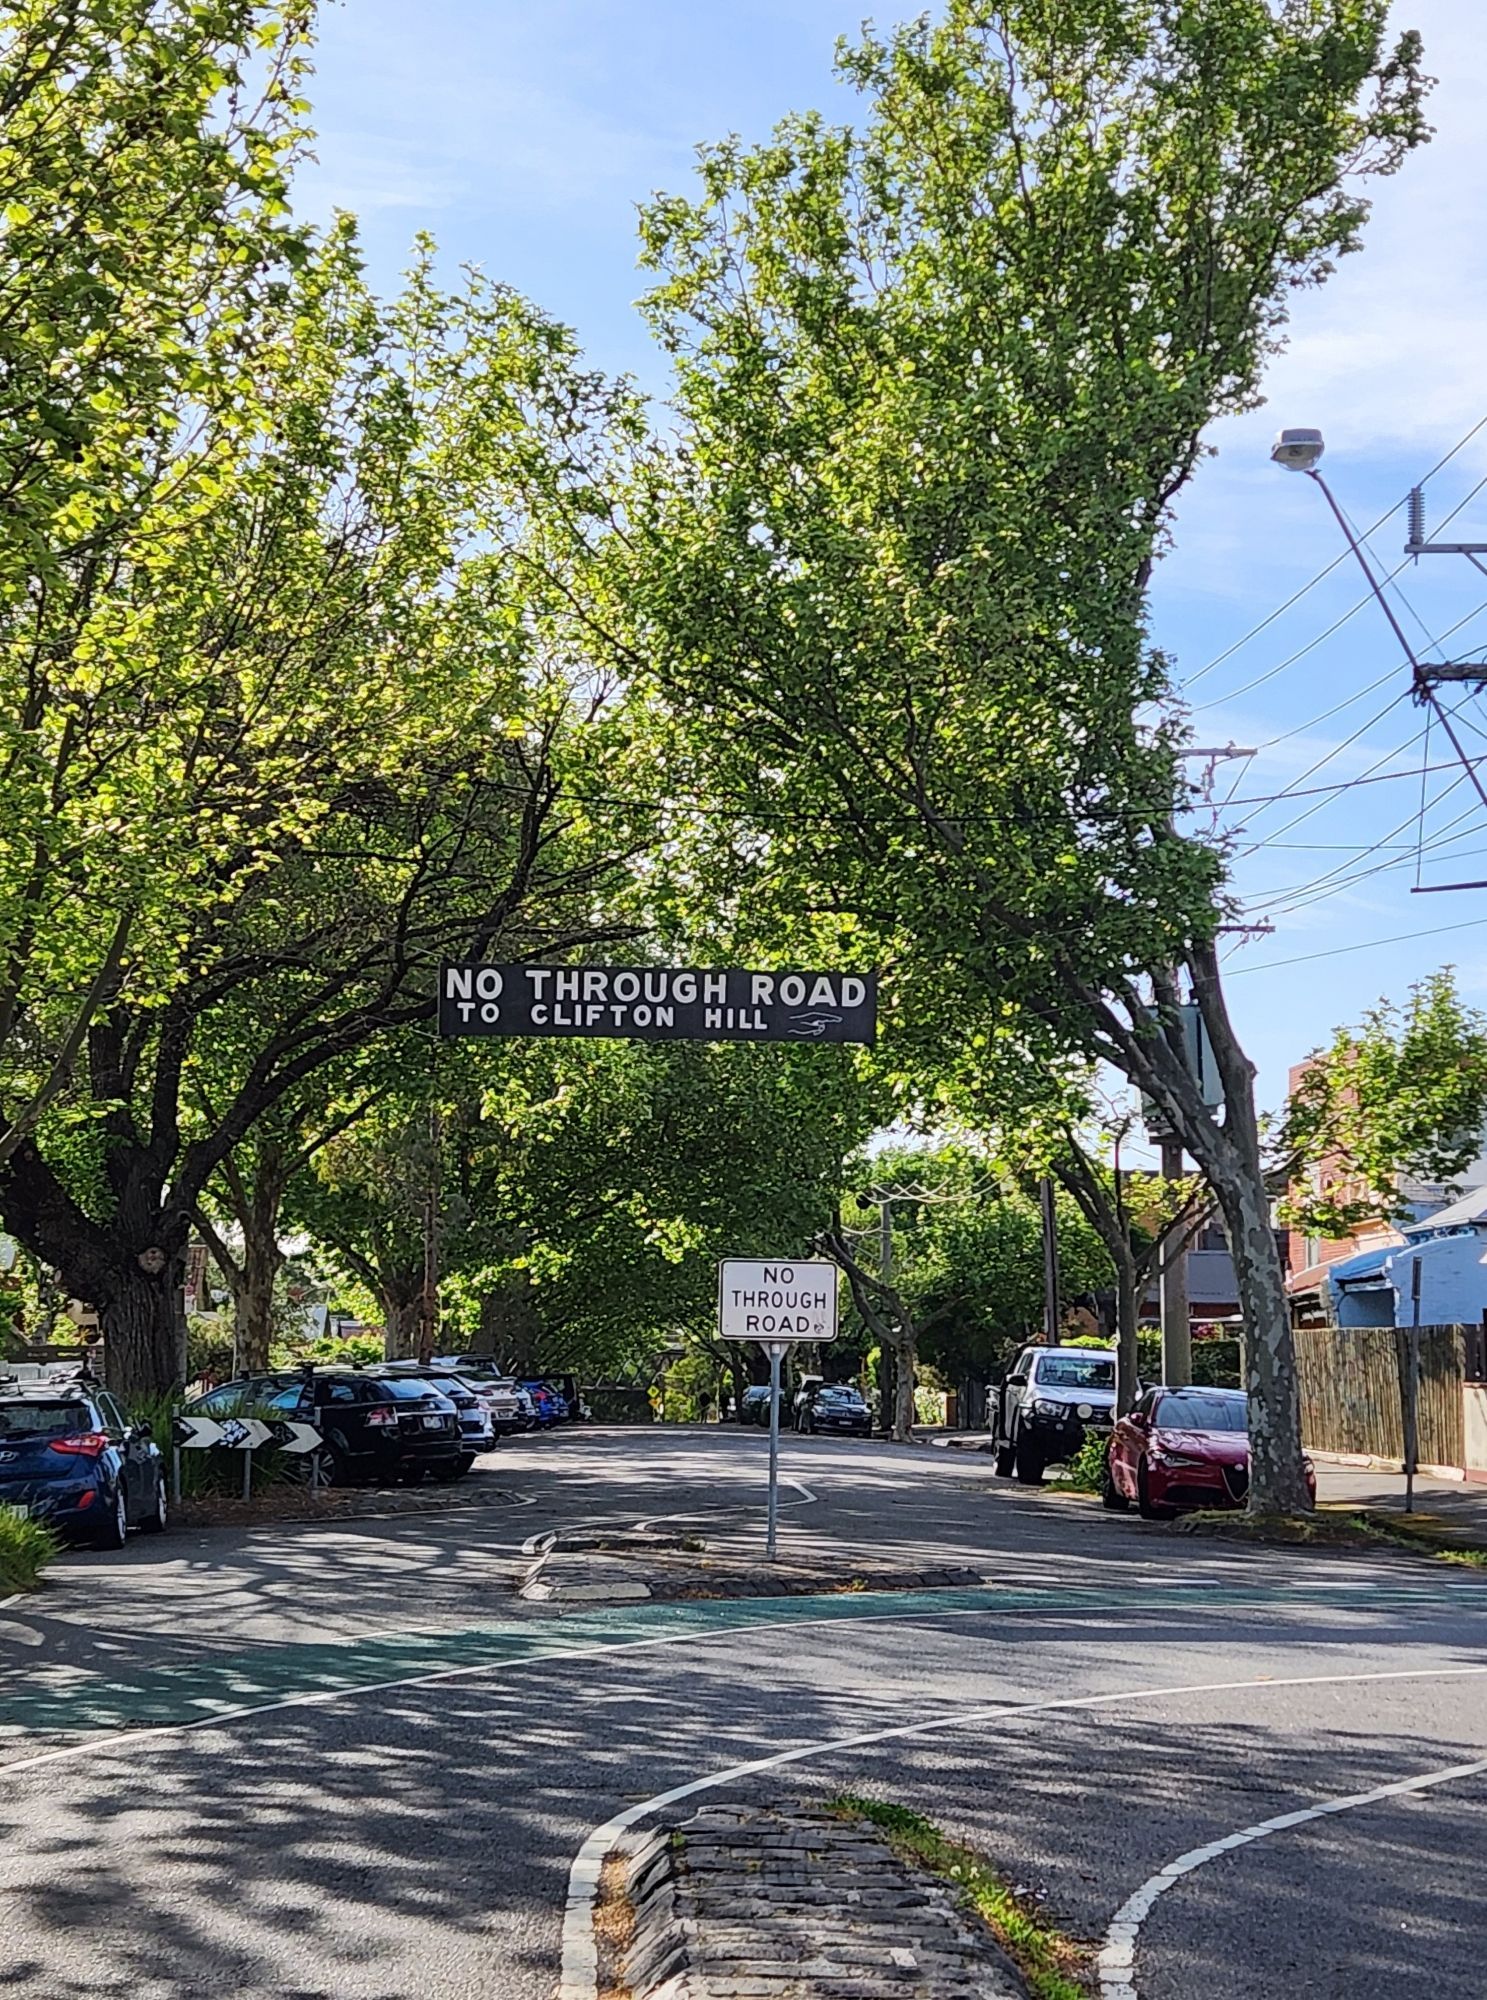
298, 0, 1487, 1119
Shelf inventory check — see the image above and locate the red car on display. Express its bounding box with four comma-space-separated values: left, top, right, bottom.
1104, 1385, 1316, 1517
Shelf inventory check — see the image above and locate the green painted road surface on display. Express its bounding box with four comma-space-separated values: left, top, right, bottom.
1, 1576, 1477, 1741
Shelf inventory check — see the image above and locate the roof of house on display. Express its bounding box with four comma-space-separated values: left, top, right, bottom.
1404, 1184, 1487, 1235
1325, 1244, 1396, 1290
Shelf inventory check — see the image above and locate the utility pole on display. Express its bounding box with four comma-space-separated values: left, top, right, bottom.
1158, 1137, 1191, 1388
1039, 1176, 1060, 1342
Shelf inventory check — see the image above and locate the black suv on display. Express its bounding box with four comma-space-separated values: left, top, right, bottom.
991, 1345, 1118, 1484
0, 1378, 167, 1546
184, 1368, 465, 1485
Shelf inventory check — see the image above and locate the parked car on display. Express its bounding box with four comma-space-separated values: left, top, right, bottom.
383, 1363, 496, 1461
520, 1380, 565, 1427
429, 1358, 527, 1434
794, 1381, 872, 1436
992, 1344, 1117, 1484
184, 1369, 465, 1485
0, 1379, 167, 1546
1105, 1385, 1316, 1518
737, 1384, 776, 1427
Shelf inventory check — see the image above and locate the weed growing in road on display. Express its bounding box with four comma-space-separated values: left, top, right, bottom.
0, 1509, 58, 1593
828, 1793, 1091, 2000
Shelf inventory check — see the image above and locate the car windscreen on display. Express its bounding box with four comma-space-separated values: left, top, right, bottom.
1033, 1355, 1115, 1389
817, 1387, 864, 1404
0, 1401, 91, 1437
1154, 1394, 1247, 1433
378, 1377, 452, 1401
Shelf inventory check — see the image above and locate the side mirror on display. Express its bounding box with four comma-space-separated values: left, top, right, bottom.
1127, 1411, 1148, 1430
1007, 1373, 1027, 1387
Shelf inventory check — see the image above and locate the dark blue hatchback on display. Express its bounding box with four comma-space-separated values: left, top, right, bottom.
0, 1383, 167, 1548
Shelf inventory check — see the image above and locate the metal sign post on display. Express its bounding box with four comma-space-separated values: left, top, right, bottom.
715, 1258, 841, 1561
765, 1340, 788, 1561
1405, 1257, 1423, 1515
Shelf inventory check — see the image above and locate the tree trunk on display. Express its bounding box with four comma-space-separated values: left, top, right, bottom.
877, 1344, 895, 1437
102, 1259, 186, 1405
383, 1291, 422, 1360
233, 1254, 279, 1375
892, 1334, 916, 1441
1218, 1172, 1311, 1515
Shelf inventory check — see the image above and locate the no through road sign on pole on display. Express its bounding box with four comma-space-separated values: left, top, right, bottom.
717, 1258, 839, 1559
716, 1258, 839, 1343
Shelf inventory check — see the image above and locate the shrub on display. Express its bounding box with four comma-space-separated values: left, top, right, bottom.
1061, 1432, 1109, 1493
0, 1509, 58, 1593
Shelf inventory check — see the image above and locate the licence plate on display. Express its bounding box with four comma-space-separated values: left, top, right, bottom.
422, 1414, 445, 1430
2, 1502, 29, 1520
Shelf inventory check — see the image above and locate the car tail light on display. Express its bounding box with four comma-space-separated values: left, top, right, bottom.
48, 1432, 108, 1458
365, 1406, 398, 1428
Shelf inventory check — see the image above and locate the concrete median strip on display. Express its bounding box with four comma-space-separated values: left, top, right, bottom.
608, 1803, 1028, 1999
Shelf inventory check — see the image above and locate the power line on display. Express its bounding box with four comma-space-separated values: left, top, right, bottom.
1225, 913, 1487, 977
1221, 758, 1487, 808
1232, 692, 1416, 847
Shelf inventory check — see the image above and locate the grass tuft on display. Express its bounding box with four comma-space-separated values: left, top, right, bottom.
0, 1508, 59, 1593
828, 1793, 1091, 2000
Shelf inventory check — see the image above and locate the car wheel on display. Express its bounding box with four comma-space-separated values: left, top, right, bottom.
139, 1474, 169, 1533
993, 1440, 1016, 1478
1137, 1459, 1169, 1520
1014, 1431, 1044, 1484
1101, 1463, 1129, 1513
94, 1485, 129, 1550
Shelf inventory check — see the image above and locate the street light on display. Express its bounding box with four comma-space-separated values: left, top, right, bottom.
1270, 426, 1325, 472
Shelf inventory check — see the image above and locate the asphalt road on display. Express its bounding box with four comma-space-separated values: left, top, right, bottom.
1, 1424, 1483, 2000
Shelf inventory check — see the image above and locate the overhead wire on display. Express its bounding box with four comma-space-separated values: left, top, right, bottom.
1191, 466, 1487, 718
1225, 913, 1487, 977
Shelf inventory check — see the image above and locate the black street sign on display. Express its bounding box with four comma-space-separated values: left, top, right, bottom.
438, 964, 877, 1045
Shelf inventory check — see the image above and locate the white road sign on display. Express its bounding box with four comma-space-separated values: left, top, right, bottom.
272, 1420, 322, 1455
174, 1417, 224, 1449
717, 1258, 839, 1343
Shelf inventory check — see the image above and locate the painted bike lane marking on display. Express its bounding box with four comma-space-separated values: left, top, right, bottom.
1097, 1753, 1487, 1999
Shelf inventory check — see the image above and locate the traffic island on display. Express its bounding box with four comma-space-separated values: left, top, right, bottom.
519, 1531, 986, 1605
604, 1802, 1045, 2000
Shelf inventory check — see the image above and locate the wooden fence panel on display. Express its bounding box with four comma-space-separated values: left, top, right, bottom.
1295, 1324, 1465, 1468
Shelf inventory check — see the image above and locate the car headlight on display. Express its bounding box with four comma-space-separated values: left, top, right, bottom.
1151, 1448, 1207, 1467
1032, 1399, 1065, 1418
1076, 1403, 1093, 1420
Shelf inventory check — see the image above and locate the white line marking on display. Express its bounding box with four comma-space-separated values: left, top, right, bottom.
0, 1593, 23, 1613
7, 1578, 1453, 1782
1096, 1752, 1487, 2000
556, 1662, 1487, 2000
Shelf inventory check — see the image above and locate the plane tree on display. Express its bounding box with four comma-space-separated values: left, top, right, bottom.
617, 0, 1429, 1512
0, 222, 649, 1399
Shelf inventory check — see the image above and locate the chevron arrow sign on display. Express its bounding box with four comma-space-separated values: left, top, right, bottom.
271, 1420, 323, 1455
